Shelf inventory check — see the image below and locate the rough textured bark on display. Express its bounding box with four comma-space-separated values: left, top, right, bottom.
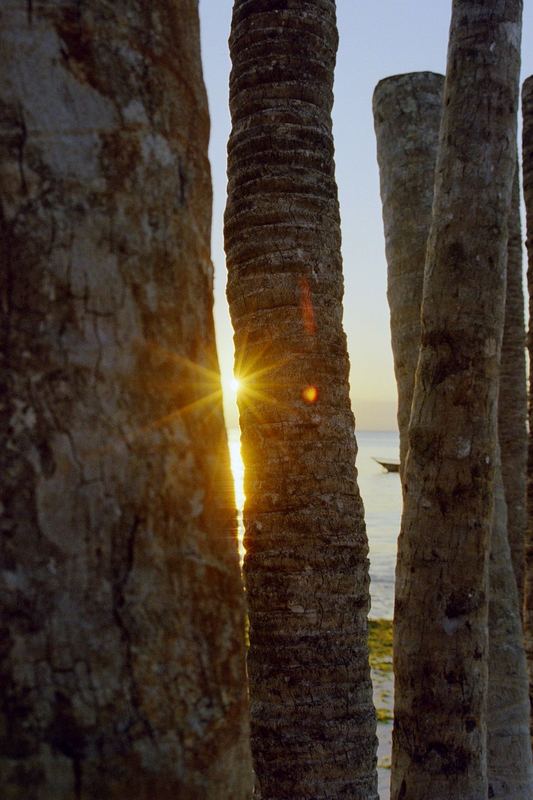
487, 452, 533, 799
375, 69, 532, 800
224, 1, 378, 797
499, 170, 528, 600
0, 4, 252, 798
373, 71, 444, 478
522, 74, 533, 740
390, 3, 522, 799
488, 164, 532, 796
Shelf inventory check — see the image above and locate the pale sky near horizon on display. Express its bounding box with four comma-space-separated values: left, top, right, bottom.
199, 1, 533, 432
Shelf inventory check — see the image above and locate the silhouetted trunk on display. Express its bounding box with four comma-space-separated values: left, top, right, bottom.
224, 1, 378, 797
390, 3, 522, 798
499, 172, 528, 599
0, 3, 252, 798
487, 450, 533, 798
375, 68, 531, 800
523, 74, 533, 742
487, 167, 532, 797
373, 71, 444, 478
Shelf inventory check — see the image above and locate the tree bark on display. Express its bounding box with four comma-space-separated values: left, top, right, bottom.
374, 67, 531, 800
373, 71, 444, 478
0, 3, 252, 798
224, 1, 378, 797
499, 170, 528, 600
390, 3, 522, 799
522, 75, 533, 742
487, 161, 532, 799
487, 452, 533, 798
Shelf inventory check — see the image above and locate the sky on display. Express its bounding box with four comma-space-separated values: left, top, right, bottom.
199, 1, 533, 431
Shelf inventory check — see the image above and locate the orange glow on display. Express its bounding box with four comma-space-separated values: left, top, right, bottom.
302, 385, 319, 404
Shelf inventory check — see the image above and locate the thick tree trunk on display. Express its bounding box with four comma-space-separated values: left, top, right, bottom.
522, 74, 533, 740
373, 71, 444, 478
0, 4, 252, 798
224, 1, 378, 797
499, 171, 528, 600
375, 68, 531, 800
390, 3, 522, 799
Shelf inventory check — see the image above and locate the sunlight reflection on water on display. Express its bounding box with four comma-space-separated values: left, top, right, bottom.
228, 429, 245, 559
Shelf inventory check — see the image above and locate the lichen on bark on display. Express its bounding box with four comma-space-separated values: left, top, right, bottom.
0, 3, 252, 797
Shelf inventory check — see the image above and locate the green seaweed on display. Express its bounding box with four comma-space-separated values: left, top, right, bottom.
376, 706, 393, 723
368, 618, 393, 673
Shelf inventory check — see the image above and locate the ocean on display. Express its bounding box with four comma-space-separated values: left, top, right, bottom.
356, 430, 401, 620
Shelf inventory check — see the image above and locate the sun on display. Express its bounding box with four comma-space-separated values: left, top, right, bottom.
223, 375, 242, 401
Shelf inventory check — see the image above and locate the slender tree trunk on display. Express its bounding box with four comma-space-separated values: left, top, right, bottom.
390, 3, 522, 799
487, 451, 533, 798
0, 4, 252, 798
522, 74, 533, 741
373, 71, 444, 478
375, 68, 531, 800
499, 171, 528, 599
487, 160, 532, 800
224, 1, 378, 797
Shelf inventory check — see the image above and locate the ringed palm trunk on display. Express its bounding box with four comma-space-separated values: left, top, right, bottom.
0, 3, 252, 798
389, 3, 522, 798
224, 1, 378, 797
522, 74, 533, 738
374, 71, 532, 799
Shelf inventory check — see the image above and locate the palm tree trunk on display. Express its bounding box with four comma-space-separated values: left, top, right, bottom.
522, 75, 533, 742
373, 71, 444, 478
487, 451, 533, 798
390, 3, 522, 798
487, 155, 532, 800
499, 170, 528, 600
0, 3, 252, 798
224, 1, 378, 797
374, 68, 531, 800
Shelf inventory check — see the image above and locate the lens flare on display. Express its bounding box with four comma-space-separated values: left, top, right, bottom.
302, 385, 318, 404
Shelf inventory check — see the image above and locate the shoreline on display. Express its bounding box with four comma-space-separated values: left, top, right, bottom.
369, 619, 393, 799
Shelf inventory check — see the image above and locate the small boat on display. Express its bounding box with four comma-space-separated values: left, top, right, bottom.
372, 457, 400, 473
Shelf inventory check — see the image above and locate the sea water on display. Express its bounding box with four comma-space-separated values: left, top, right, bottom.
355, 430, 399, 798
356, 430, 401, 621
